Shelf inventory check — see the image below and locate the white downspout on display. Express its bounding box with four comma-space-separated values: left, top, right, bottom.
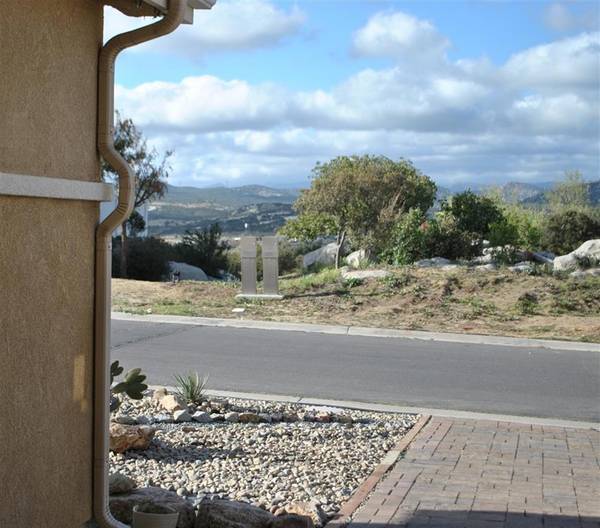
94, 2, 185, 526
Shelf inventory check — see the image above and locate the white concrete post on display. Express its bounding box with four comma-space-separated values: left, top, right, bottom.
239, 236, 257, 295
262, 236, 279, 296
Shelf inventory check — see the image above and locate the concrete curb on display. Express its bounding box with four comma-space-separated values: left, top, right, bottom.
326, 415, 432, 527
112, 312, 600, 353
148, 386, 600, 430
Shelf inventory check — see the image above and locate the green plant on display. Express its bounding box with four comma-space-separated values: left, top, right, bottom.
174, 372, 209, 405
516, 292, 539, 315
112, 236, 173, 281
343, 277, 363, 288
441, 190, 503, 239
110, 360, 148, 412
542, 209, 600, 254
379, 272, 413, 290
174, 223, 230, 277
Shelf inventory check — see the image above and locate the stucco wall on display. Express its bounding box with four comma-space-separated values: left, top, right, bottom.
0, 1, 102, 526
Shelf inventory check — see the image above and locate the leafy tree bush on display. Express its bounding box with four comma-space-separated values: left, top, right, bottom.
542, 209, 600, 254
383, 209, 477, 265
112, 236, 172, 281
174, 223, 229, 277
286, 155, 436, 267
441, 190, 503, 239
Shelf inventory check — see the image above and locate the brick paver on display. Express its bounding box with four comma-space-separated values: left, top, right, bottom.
346, 417, 600, 527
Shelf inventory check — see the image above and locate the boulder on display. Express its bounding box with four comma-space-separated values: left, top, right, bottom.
238, 412, 262, 424
508, 262, 534, 273
570, 268, 600, 279
173, 410, 192, 423
271, 514, 315, 528
161, 394, 186, 413
531, 251, 555, 265
195, 499, 273, 528
475, 263, 497, 272
109, 423, 155, 454
414, 257, 452, 268
302, 243, 340, 269
275, 501, 326, 527
192, 411, 213, 423
345, 249, 368, 269
554, 240, 600, 272
169, 261, 209, 281
341, 269, 392, 280
153, 387, 168, 401
225, 412, 240, 423
110, 487, 195, 528
109, 472, 136, 495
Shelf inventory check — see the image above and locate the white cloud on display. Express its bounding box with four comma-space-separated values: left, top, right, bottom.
104, 0, 305, 55
113, 10, 600, 188
543, 2, 599, 32
352, 11, 449, 63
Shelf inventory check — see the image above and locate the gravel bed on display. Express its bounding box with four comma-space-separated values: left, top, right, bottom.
110, 394, 417, 518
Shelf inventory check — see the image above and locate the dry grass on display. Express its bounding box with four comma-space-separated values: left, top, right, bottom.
113, 267, 600, 343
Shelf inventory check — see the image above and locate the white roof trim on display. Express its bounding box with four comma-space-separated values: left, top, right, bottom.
141, 0, 216, 24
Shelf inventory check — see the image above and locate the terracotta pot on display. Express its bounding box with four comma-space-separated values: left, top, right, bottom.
132, 504, 179, 528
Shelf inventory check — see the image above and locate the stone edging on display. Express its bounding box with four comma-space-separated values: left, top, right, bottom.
325, 414, 432, 527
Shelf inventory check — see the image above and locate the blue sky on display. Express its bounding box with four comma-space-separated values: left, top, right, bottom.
105, 1, 600, 189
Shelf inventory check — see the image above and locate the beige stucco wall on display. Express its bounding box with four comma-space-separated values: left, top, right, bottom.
0, 1, 102, 526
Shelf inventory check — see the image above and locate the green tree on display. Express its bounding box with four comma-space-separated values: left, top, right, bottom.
102, 112, 172, 278
289, 155, 436, 267
278, 213, 338, 241
547, 170, 591, 213
175, 223, 230, 277
441, 190, 503, 239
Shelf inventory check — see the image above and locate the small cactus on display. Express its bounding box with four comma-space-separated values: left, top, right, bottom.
110, 360, 148, 412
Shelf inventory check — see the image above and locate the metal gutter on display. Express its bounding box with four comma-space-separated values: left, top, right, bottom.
94, 1, 186, 526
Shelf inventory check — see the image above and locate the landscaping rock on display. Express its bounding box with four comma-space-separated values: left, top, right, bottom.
346, 249, 368, 269
174, 410, 192, 423
161, 394, 186, 413
341, 269, 392, 280
509, 262, 534, 273
153, 387, 168, 401
531, 251, 555, 265
109, 487, 195, 528
114, 415, 137, 425
276, 501, 327, 527
238, 412, 262, 424
192, 411, 213, 423
271, 514, 315, 528
225, 412, 240, 423
109, 423, 155, 454
570, 268, 600, 279
169, 261, 209, 281
414, 257, 453, 268
475, 263, 497, 271
109, 472, 136, 495
195, 499, 274, 528
302, 242, 340, 269
554, 239, 600, 272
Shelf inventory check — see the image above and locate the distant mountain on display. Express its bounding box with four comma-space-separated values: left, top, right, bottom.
158, 184, 299, 207
520, 180, 600, 206
148, 185, 299, 236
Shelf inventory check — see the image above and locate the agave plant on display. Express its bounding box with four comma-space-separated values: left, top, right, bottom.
173, 372, 209, 406
110, 360, 148, 412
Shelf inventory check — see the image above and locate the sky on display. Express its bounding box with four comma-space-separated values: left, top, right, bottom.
105, 0, 600, 190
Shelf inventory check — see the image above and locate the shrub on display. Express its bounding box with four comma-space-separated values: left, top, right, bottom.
383, 209, 478, 265
173, 372, 209, 405
516, 292, 539, 315
174, 223, 229, 277
112, 236, 172, 281
542, 209, 600, 254
441, 190, 503, 239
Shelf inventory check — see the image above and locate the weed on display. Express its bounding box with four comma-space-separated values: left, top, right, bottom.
283, 268, 340, 291
516, 292, 539, 315
343, 277, 364, 288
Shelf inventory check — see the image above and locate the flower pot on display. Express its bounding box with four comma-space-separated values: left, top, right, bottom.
132, 504, 179, 528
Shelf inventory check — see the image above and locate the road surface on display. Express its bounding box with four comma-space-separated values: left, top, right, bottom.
111, 319, 600, 422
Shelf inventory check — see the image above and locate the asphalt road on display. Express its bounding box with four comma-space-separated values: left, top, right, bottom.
111, 319, 600, 422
